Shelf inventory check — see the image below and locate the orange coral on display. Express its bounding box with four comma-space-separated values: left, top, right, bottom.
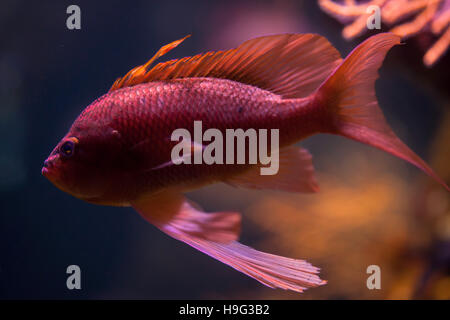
319, 0, 450, 66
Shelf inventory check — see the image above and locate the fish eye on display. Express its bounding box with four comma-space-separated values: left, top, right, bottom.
59, 138, 78, 157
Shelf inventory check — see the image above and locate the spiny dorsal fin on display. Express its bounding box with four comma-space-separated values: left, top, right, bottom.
110, 35, 191, 91
110, 34, 343, 98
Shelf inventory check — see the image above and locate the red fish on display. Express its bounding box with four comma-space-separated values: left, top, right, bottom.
42, 33, 449, 293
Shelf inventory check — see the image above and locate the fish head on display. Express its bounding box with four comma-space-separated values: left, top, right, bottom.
42, 118, 125, 202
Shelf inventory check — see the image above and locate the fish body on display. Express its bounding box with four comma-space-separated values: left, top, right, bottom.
58, 78, 316, 204
43, 33, 449, 293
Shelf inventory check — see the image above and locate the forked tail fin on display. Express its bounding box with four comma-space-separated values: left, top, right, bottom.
316, 33, 449, 191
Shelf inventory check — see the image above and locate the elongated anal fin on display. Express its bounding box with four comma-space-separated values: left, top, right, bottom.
226, 146, 319, 193
132, 190, 240, 243
163, 235, 326, 293
110, 34, 342, 98
131, 190, 325, 292
165, 202, 241, 243
316, 33, 450, 192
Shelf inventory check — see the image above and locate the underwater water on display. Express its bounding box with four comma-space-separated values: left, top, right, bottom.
1, 0, 449, 299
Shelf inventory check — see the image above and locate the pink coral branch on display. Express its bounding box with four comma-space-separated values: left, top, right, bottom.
318, 0, 450, 67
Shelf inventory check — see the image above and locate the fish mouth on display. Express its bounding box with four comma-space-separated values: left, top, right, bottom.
41, 157, 59, 181
41, 158, 53, 177
41, 165, 58, 183
41, 166, 49, 176
41, 157, 85, 199
41, 161, 68, 194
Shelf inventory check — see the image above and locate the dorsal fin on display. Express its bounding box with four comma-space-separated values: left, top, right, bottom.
110, 34, 343, 98
110, 35, 191, 91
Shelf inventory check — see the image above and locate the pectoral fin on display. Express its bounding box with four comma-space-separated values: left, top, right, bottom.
151, 140, 205, 170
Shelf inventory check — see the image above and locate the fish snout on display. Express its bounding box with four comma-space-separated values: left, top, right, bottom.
42, 159, 51, 176
42, 155, 58, 177
43, 159, 52, 168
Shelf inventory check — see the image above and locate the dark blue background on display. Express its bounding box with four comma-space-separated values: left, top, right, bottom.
1, 0, 447, 299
